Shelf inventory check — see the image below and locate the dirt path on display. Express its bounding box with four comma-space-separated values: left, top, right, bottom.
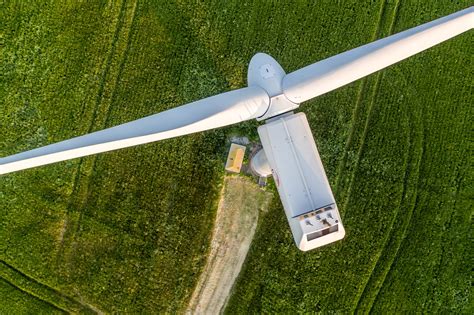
186, 176, 272, 314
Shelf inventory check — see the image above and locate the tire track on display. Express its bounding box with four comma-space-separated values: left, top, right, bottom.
340, 71, 383, 216
350, 108, 411, 313
357, 115, 421, 312
334, 79, 367, 196
368, 99, 467, 311
365, 47, 468, 308
1, 278, 66, 314
359, 22, 467, 307
1, 260, 99, 313
56, 0, 128, 269
71, 0, 139, 238
367, 148, 423, 312
56, 0, 138, 273
334, 0, 386, 197
364, 69, 425, 312
341, 0, 401, 212
339, 1, 403, 312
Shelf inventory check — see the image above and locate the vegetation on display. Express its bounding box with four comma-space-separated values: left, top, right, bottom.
226, 1, 472, 313
1, 1, 226, 313
1, 278, 64, 315
1, 0, 471, 313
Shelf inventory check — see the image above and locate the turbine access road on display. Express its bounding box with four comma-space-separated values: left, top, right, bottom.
186, 176, 272, 314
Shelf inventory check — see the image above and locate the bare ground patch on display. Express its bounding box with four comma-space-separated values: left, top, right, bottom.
186, 176, 272, 314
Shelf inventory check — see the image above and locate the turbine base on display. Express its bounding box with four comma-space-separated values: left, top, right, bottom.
250, 149, 272, 177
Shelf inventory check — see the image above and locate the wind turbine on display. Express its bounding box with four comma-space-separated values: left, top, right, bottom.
1, 7, 472, 251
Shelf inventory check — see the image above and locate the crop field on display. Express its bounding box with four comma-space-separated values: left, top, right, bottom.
1, 0, 472, 313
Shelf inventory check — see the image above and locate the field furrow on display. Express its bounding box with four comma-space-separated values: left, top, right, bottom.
1, 260, 99, 314
334, 0, 385, 196
53, 1, 129, 268
361, 68, 426, 312
57, 0, 139, 272
348, 1, 404, 311
1, 278, 66, 314
342, 0, 400, 214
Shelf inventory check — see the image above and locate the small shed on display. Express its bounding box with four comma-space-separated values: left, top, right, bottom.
225, 143, 246, 173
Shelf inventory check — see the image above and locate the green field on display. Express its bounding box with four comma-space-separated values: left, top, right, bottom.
1, 0, 472, 313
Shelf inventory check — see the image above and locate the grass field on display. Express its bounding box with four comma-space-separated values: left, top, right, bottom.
1, 0, 472, 313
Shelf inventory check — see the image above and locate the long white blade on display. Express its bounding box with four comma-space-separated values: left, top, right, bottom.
283, 6, 474, 103
0, 87, 269, 174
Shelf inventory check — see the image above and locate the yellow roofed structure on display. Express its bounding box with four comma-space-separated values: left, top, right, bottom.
225, 143, 246, 173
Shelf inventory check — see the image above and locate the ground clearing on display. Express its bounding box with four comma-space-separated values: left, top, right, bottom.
187, 176, 272, 314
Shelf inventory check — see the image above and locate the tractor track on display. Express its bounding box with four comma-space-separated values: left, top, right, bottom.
56, 0, 139, 272
1, 260, 101, 314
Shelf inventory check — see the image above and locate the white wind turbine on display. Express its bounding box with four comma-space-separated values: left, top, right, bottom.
1, 7, 473, 250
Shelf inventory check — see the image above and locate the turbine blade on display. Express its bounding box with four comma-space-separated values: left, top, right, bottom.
283, 6, 474, 103
1, 87, 269, 174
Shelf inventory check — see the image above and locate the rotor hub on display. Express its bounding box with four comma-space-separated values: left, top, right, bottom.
248, 53, 299, 121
